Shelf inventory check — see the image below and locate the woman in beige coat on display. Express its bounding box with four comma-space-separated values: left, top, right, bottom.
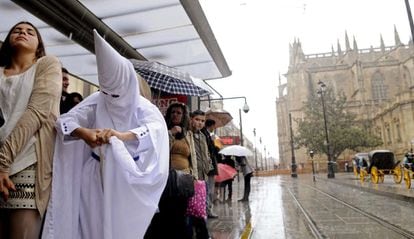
0, 21, 61, 238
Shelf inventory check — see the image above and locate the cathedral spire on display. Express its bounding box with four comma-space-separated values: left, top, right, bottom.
394, 25, 402, 46
337, 39, 342, 56
353, 36, 358, 52
380, 34, 385, 53
345, 31, 351, 51
296, 38, 304, 56
289, 37, 305, 65
278, 72, 281, 86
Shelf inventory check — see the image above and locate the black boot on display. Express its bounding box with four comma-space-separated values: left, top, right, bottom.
238, 196, 248, 202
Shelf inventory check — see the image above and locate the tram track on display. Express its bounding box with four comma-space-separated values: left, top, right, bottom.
284, 180, 414, 239
286, 187, 325, 239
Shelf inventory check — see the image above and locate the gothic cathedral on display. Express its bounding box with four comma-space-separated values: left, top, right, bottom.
276, 27, 414, 171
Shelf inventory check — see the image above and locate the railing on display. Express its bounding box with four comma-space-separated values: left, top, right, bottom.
304, 45, 410, 60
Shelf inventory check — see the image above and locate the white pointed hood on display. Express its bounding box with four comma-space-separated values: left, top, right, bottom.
42, 31, 169, 239
94, 30, 139, 131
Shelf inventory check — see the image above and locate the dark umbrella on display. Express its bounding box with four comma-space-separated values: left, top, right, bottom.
130, 59, 211, 96
206, 109, 233, 128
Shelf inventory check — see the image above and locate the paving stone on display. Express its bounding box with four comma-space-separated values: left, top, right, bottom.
207, 173, 414, 239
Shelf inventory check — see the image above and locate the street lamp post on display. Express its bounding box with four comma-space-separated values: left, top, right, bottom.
310, 150, 316, 182
253, 128, 258, 170
288, 112, 297, 178
259, 137, 263, 170
239, 109, 244, 146
317, 80, 335, 178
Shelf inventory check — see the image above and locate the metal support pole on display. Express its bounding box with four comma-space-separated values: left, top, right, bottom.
289, 113, 297, 177
312, 161, 316, 182
259, 137, 263, 170
319, 84, 335, 178
253, 128, 258, 170
405, 0, 414, 40
310, 150, 315, 182
239, 109, 243, 146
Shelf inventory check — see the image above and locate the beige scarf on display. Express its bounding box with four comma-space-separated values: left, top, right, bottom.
0, 65, 38, 175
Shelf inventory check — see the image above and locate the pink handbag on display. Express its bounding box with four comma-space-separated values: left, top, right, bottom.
186, 180, 207, 219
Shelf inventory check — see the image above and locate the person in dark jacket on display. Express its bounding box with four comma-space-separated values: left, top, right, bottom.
220, 155, 236, 202
235, 156, 254, 202
59, 67, 70, 114
201, 119, 219, 218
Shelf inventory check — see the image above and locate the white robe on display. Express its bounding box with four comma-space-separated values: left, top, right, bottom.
42, 93, 169, 239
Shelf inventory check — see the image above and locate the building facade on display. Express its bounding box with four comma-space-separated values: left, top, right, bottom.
277, 28, 414, 170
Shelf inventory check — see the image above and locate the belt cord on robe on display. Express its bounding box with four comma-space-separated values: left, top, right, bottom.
91, 152, 140, 161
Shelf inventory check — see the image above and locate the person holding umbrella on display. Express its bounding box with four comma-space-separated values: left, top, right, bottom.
219, 155, 236, 202
218, 146, 253, 203
235, 156, 254, 202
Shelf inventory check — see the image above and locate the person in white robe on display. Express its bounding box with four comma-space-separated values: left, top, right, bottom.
42, 30, 169, 239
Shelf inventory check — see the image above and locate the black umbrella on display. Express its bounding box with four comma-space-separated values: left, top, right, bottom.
130, 59, 211, 96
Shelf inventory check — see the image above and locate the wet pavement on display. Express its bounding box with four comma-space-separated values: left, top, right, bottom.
207, 172, 414, 239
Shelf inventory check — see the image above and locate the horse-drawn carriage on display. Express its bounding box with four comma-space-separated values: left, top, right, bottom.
359, 150, 402, 184
352, 152, 369, 178
402, 152, 414, 189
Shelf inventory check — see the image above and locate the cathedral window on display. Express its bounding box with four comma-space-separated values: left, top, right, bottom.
386, 125, 392, 145
402, 66, 412, 88
371, 72, 387, 100
396, 123, 402, 143
375, 126, 382, 140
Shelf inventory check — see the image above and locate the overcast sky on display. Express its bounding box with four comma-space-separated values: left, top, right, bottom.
199, 0, 412, 163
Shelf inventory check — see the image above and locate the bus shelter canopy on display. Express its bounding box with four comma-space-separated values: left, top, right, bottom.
0, 0, 231, 86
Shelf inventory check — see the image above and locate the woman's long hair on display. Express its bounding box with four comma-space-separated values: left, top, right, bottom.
165, 102, 190, 139
0, 21, 46, 67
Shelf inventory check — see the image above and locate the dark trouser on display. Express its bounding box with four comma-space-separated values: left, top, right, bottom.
206, 175, 215, 215
144, 196, 190, 239
187, 216, 209, 239
243, 173, 253, 200
221, 179, 233, 200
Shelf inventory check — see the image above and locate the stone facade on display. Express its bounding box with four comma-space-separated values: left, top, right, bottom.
277, 28, 414, 170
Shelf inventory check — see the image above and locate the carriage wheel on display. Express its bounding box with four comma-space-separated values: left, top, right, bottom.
393, 165, 402, 184
353, 166, 358, 177
404, 170, 411, 189
371, 167, 379, 184
360, 169, 366, 182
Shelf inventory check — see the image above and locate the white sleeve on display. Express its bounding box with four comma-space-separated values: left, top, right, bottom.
56, 105, 96, 138
129, 126, 151, 152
